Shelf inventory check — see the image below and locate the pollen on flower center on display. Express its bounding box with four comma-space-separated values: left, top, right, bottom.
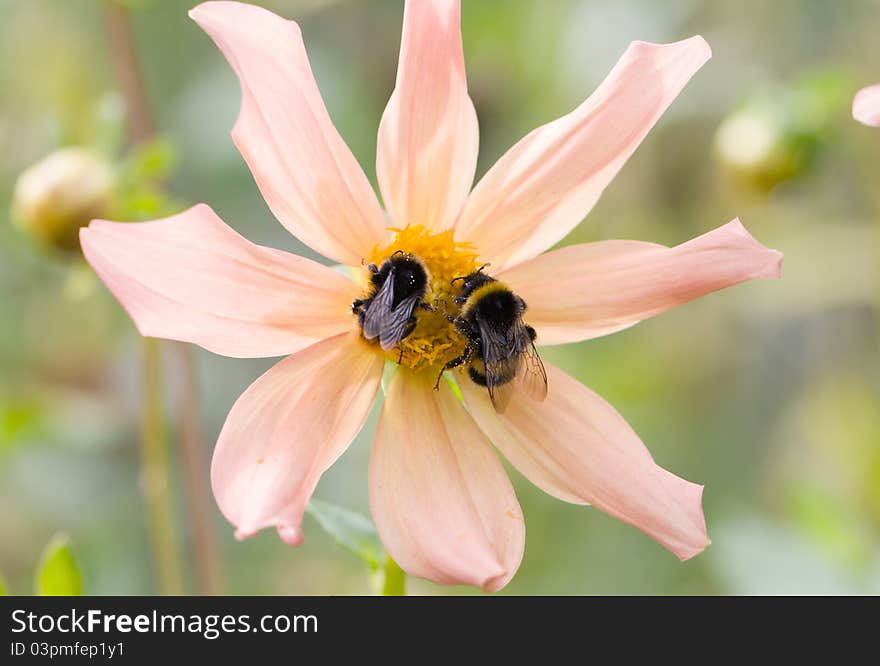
360, 225, 480, 372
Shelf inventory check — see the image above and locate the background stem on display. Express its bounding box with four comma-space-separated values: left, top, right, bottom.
381, 556, 406, 596
103, 2, 152, 143
175, 343, 223, 594
103, 1, 221, 594
139, 339, 184, 595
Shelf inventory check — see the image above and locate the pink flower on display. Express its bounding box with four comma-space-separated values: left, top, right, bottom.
853, 84, 880, 127
81, 0, 782, 591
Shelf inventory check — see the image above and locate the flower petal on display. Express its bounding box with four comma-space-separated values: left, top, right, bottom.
369, 370, 524, 592
376, 0, 478, 231
212, 332, 383, 545
499, 218, 782, 346
853, 84, 880, 127
455, 37, 711, 271
460, 363, 710, 561
80, 204, 358, 358
190, 1, 388, 265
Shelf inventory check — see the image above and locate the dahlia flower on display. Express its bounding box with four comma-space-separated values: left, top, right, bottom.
81, 0, 782, 591
853, 84, 880, 126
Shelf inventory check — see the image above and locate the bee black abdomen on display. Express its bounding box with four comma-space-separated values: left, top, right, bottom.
468, 361, 517, 388
468, 365, 488, 386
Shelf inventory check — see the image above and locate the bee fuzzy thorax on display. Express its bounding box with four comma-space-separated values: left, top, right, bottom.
459, 281, 519, 320
358, 225, 480, 372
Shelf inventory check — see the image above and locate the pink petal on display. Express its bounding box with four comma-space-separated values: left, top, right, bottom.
460, 363, 710, 561
376, 0, 478, 231
80, 204, 357, 358
190, 1, 388, 265
853, 84, 880, 127
455, 37, 711, 271
212, 332, 383, 545
369, 370, 524, 592
499, 218, 782, 346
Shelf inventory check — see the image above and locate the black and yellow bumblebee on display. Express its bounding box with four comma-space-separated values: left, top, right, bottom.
438, 268, 548, 412
352, 250, 432, 353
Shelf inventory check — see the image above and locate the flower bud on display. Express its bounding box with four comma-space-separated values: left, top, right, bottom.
11, 148, 115, 251
715, 73, 847, 193
714, 102, 800, 191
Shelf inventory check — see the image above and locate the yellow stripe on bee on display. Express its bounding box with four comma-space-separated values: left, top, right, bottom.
459, 280, 511, 317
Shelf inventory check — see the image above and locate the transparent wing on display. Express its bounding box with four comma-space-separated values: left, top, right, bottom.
516, 341, 548, 403
362, 267, 396, 341
378, 294, 420, 351
486, 371, 517, 413
479, 320, 522, 414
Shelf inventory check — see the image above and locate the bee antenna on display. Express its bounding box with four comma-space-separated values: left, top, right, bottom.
390, 249, 405, 258
477, 263, 491, 273
450, 275, 467, 285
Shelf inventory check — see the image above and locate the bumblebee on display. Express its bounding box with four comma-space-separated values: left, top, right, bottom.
352, 251, 432, 353
438, 268, 548, 413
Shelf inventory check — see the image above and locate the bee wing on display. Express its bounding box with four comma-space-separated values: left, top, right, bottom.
516, 340, 548, 403
378, 294, 420, 351
486, 373, 517, 413
478, 321, 521, 414
362, 267, 397, 340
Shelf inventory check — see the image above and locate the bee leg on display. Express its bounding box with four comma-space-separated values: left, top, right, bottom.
366, 263, 379, 274
434, 346, 472, 390
453, 317, 479, 338
525, 325, 537, 342
433, 360, 458, 390
397, 346, 404, 365
434, 298, 456, 322
517, 297, 528, 312
418, 301, 435, 312
351, 298, 365, 313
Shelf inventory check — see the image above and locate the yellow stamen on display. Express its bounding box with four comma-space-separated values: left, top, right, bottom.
361, 225, 480, 373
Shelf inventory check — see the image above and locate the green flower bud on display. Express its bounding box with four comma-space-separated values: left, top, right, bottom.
715, 102, 798, 191
11, 148, 115, 251
715, 72, 849, 193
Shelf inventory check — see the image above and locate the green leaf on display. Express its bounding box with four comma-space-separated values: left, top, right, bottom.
0, 569, 8, 596
0, 398, 45, 452
306, 499, 384, 570
34, 534, 83, 596
125, 137, 178, 182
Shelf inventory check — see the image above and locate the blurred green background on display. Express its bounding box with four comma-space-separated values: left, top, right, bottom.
2, 0, 879, 595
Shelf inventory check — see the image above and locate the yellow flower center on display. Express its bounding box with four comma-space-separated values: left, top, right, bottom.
362, 225, 480, 373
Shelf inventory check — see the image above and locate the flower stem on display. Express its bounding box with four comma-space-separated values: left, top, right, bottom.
174, 343, 223, 595
103, 2, 153, 143
139, 339, 184, 594
104, 2, 222, 595
381, 555, 406, 596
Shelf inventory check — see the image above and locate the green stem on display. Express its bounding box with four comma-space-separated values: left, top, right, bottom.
381, 555, 406, 596
377, 370, 406, 596
104, 2, 211, 595
175, 343, 223, 595
139, 339, 184, 595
